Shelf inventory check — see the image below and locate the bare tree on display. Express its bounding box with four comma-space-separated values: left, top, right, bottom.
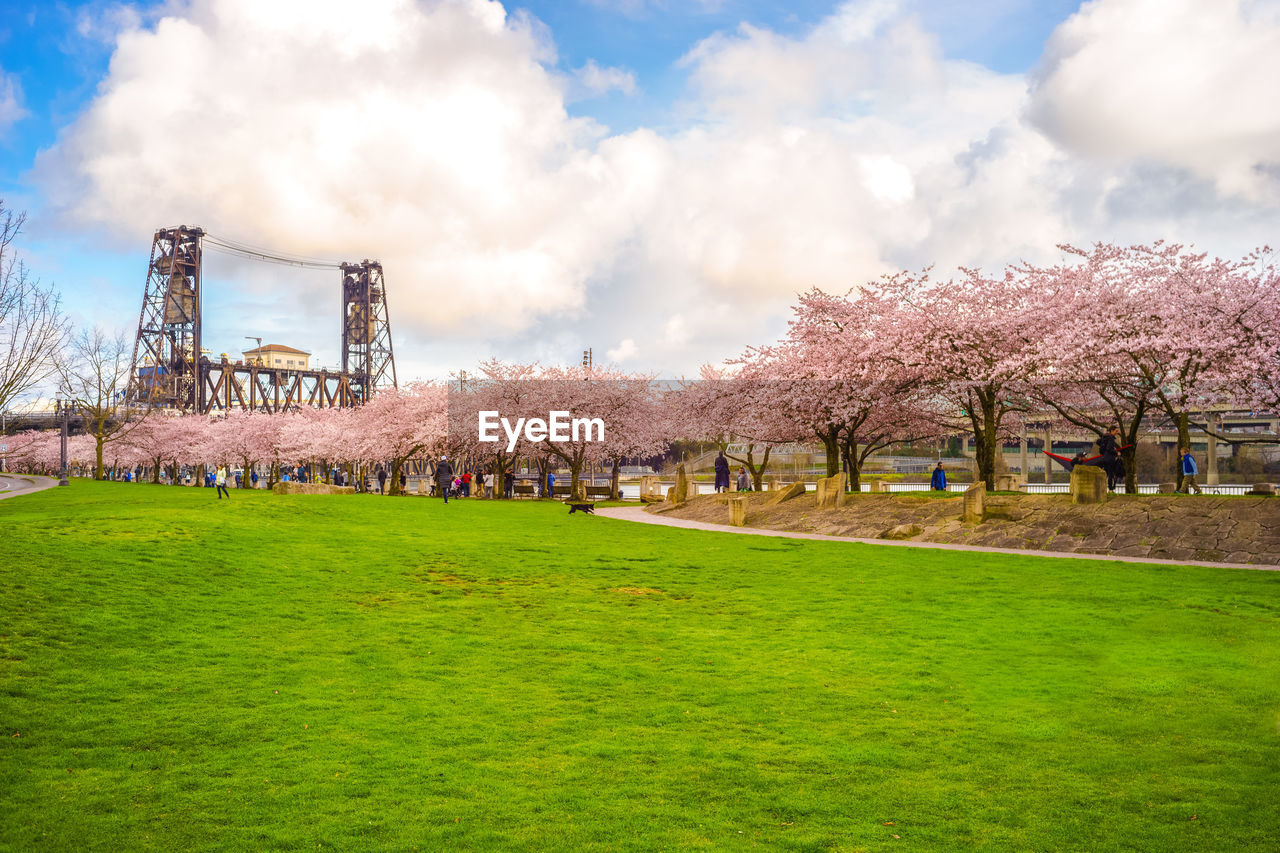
59, 327, 140, 479
0, 202, 71, 419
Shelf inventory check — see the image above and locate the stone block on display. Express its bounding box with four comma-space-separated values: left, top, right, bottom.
1157, 482, 1176, 494
728, 496, 748, 527
881, 523, 922, 540
770, 482, 807, 504
1248, 483, 1276, 495
675, 464, 690, 503
640, 475, 661, 498
869, 480, 887, 493
416, 478, 427, 496
1070, 466, 1108, 504
666, 486, 676, 502
994, 474, 1024, 492
815, 472, 847, 508
963, 482, 985, 523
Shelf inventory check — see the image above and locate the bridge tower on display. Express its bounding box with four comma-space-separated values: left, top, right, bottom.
128, 226, 204, 410
340, 261, 397, 402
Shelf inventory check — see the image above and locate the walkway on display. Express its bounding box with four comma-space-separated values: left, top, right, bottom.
595, 506, 1280, 572
0, 475, 59, 501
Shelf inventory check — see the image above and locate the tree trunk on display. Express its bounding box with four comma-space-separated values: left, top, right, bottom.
819, 427, 840, 477
389, 458, 402, 496
95, 432, 105, 480
491, 457, 504, 500
610, 457, 621, 500
569, 460, 583, 499
971, 393, 999, 491
841, 434, 861, 493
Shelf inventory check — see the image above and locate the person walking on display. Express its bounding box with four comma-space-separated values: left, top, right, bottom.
474, 469, 485, 498
400, 470, 407, 494
930, 461, 947, 491
736, 467, 750, 492
1177, 447, 1203, 494
504, 471, 514, 499
714, 451, 730, 493
1097, 426, 1123, 491
215, 465, 230, 500
546, 471, 556, 498
461, 471, 472, 497
436, 455, 454, 504
376, 466, 387, 495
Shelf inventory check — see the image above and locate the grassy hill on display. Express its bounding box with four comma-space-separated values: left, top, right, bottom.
2, 481, 1279, 850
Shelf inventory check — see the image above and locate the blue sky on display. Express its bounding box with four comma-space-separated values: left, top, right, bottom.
2, 0, 1278, 382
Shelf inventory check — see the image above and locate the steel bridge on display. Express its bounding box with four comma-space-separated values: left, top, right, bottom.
127, 226, 397, 413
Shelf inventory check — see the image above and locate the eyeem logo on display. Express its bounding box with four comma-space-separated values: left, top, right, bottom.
478, 411, 605, 453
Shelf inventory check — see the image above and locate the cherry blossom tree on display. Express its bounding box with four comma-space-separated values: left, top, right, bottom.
731, 289, 943, 491
861, 268, 1042, 490
1032, 242, 1277, 480
350, 382, 448, 495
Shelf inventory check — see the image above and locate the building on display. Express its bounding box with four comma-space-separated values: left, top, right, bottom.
242, 344, 311, 371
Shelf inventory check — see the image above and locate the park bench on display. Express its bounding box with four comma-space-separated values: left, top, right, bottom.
566, 500, 595, 515
512, 482, 536, 498
585, 485, 613, 499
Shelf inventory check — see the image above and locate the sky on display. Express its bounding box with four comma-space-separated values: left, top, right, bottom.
2, 0, 1279, 383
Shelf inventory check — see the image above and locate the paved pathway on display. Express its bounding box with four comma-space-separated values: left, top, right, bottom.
595, 506, 1280, 572
0, 475, 60, 501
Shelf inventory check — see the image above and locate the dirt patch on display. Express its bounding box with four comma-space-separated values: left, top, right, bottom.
611, 586, 664, 596
650, 492, 1280, 566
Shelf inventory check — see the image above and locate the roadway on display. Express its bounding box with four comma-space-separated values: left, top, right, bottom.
0, 475, 59, 500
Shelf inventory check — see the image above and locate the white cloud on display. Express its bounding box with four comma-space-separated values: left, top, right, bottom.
0, 69, 27, 137
37, 0, 645, 337
1027, 0, 1280, 198
33, 0, 1280, 379
571, 59, 637, 98
74, 2, 145, 43
606, 337, 638, 362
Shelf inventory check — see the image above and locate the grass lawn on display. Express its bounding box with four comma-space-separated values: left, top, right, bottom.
2, 481, 1279, 850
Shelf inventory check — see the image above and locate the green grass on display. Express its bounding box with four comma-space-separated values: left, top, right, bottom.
3, 481, 1280, 851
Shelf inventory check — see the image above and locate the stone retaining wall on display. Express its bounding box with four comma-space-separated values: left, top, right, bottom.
272, 482, 356, 496
652, 492, 1279, 566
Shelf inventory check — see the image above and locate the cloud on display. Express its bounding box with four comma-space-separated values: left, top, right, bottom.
36, 0, 638, 336
0, 69, 27, 137
606, 337, 638, 362
33, 0, 1280, 379
571, 59, 637, 98
1027, 0, 1280, 198
73, 2, 145, 43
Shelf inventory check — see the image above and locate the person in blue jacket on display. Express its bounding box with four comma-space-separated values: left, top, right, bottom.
930, 461, 947, 491
546, 471, 556, 498
1177, 447, 1202, 494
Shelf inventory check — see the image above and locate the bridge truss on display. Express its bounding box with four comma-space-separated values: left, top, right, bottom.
127, 226, 397, 414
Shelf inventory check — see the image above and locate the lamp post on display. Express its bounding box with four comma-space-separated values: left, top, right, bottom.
57, 398, 70, 487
